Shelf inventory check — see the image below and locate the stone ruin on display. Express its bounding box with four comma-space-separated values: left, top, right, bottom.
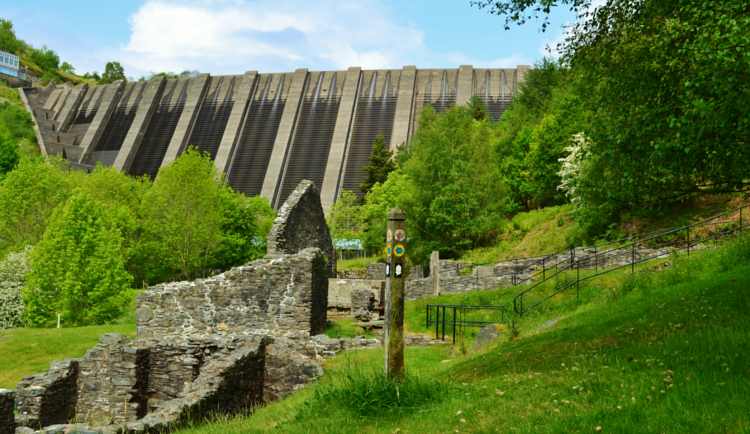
267, 180, 337, 278
0, 180, 378, 434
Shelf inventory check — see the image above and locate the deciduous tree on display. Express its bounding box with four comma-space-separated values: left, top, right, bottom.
24, 189, 132, 327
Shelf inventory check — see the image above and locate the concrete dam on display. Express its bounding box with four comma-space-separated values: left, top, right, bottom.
20, 65, 529, 211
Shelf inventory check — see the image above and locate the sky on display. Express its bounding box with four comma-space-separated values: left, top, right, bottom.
3, 0, 576, 79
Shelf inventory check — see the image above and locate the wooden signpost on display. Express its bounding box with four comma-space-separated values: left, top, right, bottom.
384, 206, 406, 381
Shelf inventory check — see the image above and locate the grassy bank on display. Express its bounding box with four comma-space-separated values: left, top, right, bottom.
175, 235, 750, 434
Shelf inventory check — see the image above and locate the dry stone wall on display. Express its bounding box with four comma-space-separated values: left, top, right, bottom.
0, 390, 15, 434
267, 180, 337, 278
136, 248, 328, 339
12, 335, 270, 434
14, 359, 78, 429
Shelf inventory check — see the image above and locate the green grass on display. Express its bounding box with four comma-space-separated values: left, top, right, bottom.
324, 318, 379, 339
0, 323, 136, 389
337, 256, 381, 271
462, 204, 575, 263
175, 235, 750, 434
0, 290, 141, 389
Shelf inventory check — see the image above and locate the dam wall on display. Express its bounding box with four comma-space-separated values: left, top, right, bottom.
21, 65, 528, 212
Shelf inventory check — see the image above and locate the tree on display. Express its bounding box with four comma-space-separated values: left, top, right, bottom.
0, 246, 30, 330
476, 0, 750, 209
60, 62, 75, 73
211, 187, 262, 270
140, 147, 223, 279
29, 45, 60, 71
327, 190, 364, 240
24, 189, 132, 327
100, 61, 127, 84
0, 133, 19, 177
402, 102, 505, 262
76, 164, 151, 284
0, 18, 23, 54
359, 135, 397, 199
360, 169, 413, 253
0, 157, 71, 256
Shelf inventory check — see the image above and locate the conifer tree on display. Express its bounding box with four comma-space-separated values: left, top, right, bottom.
359, 134, 397, 200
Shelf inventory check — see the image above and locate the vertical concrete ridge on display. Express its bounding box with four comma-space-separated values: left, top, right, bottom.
42, 88, 63, 111
161, 73, 211, 167
56, 83, 89, 133
78, 81, 125, 164
320, 66, 361, 214
516, 65, 531, 87
18, 88, 48, 156
50, 87, 71, 115
390, 65, 416, 151
455, 65, 474, 107
214, 71, 258, 174
113, 77, 167, 173
261, 68, 308, 206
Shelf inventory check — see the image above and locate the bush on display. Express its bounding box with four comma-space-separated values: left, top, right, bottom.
0, 246, 30, 330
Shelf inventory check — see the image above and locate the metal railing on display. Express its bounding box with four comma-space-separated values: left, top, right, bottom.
437, 225, 686, 291
426, 304, 506, 342
513, 204, 750, 316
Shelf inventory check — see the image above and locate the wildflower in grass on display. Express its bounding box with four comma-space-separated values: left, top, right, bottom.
631, 397, 636, 403
456, 411, 462, 415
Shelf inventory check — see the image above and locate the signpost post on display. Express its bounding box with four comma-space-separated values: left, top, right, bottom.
384, 206, 406, 381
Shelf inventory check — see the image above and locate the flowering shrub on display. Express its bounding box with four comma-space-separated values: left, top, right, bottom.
0, 246, 30, 330
557, 133, 590, 203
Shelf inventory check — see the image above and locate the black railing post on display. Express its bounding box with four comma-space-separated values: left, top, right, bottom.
577, 259, 580, 298
740, 207, 743, 234
687, 226, 691, 257
453, 307, 457, 343
542, 256, 546, 280
442, 307, 446, 341
632, 243, 635, 273
435, 306, 440, 339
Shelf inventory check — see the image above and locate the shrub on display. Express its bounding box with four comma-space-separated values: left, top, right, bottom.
0, 246, 30, 330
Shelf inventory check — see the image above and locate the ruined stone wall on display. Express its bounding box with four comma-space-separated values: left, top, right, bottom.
337, 268, 366, 279
328, 279, 384, 315
14, 359, 78, 428
267, 180, 337, 278
366, 263, 386, 280
12, 335, 270, 434
136, 248, 328, 339
75, 334, 148, 425
0, 389, 15, 434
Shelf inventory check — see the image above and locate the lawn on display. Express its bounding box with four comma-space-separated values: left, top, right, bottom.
0, 323, 136, 389
175, 235, 750, 434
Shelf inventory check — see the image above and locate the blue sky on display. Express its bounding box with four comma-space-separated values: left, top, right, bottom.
4, 0, 575, 78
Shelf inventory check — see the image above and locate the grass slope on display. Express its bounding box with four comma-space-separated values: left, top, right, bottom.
176, 236, 750, 434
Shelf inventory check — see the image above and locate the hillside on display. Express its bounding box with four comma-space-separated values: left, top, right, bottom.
165, 234, 750, 433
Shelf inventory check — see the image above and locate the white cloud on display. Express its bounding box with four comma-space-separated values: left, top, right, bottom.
116, 0, 529, 77
118, 0, 427, 75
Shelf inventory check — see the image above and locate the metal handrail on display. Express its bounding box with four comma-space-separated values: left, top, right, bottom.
512, 204, 749, 316
426, 304, 506, 342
